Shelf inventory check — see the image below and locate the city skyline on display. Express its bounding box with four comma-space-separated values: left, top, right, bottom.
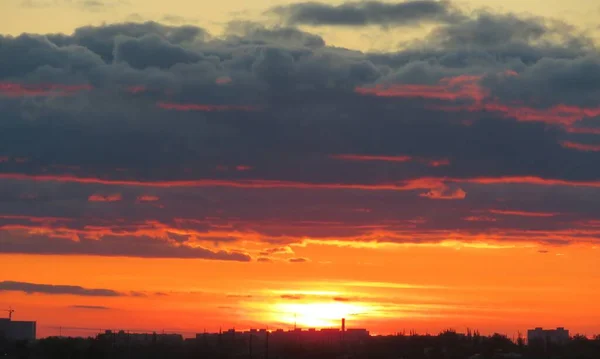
1, 0, 600, 339
0, 310, 581, 343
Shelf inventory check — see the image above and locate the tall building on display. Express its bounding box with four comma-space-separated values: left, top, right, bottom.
527, 327, 569, 345
0, 318, 37, 341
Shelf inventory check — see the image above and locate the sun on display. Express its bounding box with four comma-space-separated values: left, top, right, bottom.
273, 302, 366, 328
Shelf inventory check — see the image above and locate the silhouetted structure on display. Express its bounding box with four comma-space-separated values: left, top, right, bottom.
0, 317, 36, 341
3, 317, 600, 359
97, 330, 183, 345
527, 327, 570, 345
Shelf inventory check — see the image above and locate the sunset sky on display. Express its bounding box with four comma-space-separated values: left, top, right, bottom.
1, 0, 600, 339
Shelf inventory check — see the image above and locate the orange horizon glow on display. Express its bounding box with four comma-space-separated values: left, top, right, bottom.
3, 240, 600, 338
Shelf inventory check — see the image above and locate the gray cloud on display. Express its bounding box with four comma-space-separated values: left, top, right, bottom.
0, 232, 251, 261
20, 0, 126, 11
0, 9, 599, 251
288, 257, 309, 263
272, 0, 463, 27
0, 281, 123, 296
161, 15, 198, 25
225, 21, 326, 48
482, 55, 600, 107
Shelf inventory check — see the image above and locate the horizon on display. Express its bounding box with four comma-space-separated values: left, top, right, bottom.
1, 0, 600, 341
2, 314, 584, 340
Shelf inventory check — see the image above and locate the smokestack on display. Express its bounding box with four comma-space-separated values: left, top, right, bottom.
342, 318, 345, 332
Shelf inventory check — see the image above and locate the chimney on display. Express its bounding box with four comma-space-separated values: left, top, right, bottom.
342, 318, 345, 332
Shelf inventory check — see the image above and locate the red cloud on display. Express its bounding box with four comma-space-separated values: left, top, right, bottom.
331, 154, 413, 162
0, 172, 448, 192
215, 77, 232, 85
137, 195, 159, 202
236, 165, 252, 171
457, 176, 600, 187
127, 85, 146, 94
356, 75, 487, 102
0, 214, 71, 223
489, 209, 558, 217
88, 194, 122, 202
0, 82, 92, 97
440, 103, 600, 126
3, 173, 600, 193
330, 154, 450, 167
426, 159, 450, 167
463, 216, 497, 222
419, 186, 466, 200
560, 141, 600, 152
355, 75, 600, 126
157, 102, 260, 112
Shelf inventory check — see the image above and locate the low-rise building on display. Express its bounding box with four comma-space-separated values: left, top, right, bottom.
0, 318, 37, 341
527, 327, 569, 345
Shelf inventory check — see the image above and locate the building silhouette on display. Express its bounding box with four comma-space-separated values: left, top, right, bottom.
527, 327, 570, 345
0, 317, 36, 341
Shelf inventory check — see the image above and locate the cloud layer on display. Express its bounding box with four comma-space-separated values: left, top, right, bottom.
272, 0, 463, 27
0, 281, 123, 296
0, 2, 599, 260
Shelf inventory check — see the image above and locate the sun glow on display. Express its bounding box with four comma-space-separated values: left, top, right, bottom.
274, 302, 368, 328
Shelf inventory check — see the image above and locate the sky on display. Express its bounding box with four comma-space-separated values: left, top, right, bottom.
0, 0, 600, 338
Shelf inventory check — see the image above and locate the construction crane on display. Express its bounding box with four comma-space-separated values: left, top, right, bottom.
2, 307, 14, 320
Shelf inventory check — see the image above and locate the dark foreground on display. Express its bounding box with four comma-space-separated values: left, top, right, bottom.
2, 331, 600, 359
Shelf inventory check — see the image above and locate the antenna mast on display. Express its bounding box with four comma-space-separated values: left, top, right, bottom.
3, 307, 14, 320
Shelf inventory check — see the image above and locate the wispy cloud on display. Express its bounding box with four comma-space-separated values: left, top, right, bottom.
69, 305, 112, 310
0, 281, 124, 297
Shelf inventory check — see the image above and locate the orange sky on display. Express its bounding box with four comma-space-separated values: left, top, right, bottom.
2, 241, 600, 338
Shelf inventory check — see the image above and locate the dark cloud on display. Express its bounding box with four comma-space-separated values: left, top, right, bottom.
0, 9, 599, 252
161, 15, 198, 25
225, 21, 326, 48
272, 0, 463, 27
226, 294, 253, 298
482, 55, 600, 107
0, 232, 251, 261
69, 305, 112, 310
0, 281, 123, 296
45, 21, 208, 63
20, 0, 126, 11
281, 294, 303, 300
259, 246, 293, 256
333, 296, 351, 302
288, 257, 309, 263
113, 34, 205, 69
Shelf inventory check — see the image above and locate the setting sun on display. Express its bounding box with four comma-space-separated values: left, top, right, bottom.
274, 302, 368, 328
